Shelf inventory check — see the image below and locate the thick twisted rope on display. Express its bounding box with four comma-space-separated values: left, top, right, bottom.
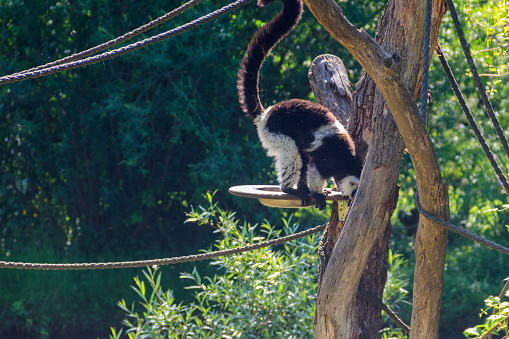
446, 0, 509, 160
15, 0, 204, 76
0, 221, 409, 335
436, 44, 509, 193
0, 0, 254, 85
415, 191, 509, 256
0, 224, 326, 270
419, 0, 433, 123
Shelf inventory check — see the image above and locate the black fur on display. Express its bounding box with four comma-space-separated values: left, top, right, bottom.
237, 0, 302, 118
237, 0, 362, 210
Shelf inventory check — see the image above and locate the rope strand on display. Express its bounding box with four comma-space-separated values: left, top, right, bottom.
415, 191, 509, 256
0, 224, 325, 270
419, 0, 433, 123
446, 0, 509, 160
435, 44, 509, 193
15, 0, 204, 76
0, 0, 254, 86
357, 290, 411, 335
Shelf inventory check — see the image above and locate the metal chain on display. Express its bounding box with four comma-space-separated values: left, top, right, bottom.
446, 0, 509, 160
436, 44, 509, 193
0, 224, 326, 270
415, 191, 509, 256
0, 0, 254, 86
15, 0, 204, 76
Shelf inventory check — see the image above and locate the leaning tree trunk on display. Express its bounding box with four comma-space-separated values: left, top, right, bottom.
302, 0, 449, 338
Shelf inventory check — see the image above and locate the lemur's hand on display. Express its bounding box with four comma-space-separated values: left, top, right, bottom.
311, 193, 326, 211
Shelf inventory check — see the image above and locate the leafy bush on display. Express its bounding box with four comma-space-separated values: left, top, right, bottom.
108, 193, 411, 338
464, 278, 509, 338
108, 193, 320, 338
381, 250, 411, 338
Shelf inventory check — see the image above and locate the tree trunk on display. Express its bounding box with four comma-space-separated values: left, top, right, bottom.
302, 0, 449, 337
309, 55, 352, 327
308, 54, 352, 127
309, 54, 396, 337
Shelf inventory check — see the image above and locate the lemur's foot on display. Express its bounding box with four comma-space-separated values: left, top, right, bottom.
299, 192, 312, 207
311, 192, 326, 211
297, 185, 311, 194
282, 188, 312, 207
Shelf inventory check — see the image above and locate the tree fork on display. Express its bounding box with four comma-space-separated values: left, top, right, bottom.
303, 0, 448, 337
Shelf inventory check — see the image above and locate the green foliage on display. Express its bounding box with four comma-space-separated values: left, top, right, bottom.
384, 250, 410, 318
378, 250, 411, 339
1, 0, 508, 336
108, 195, 412, 338
462, 0, 509, 93
0, 0, 384, 255
0, 0, 381, 334
0, 239, 209, 337
381, 327, 408, 339
112, 268, 200, 339
108, 194, 320, 338
464, 279, 509, 338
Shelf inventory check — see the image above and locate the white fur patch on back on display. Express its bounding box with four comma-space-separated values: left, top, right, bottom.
304, 121, 348, 152
338, 175, 359, 198
255, 107, 301, 189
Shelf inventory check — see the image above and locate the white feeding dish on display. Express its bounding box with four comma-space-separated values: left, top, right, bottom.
228, 185, 347, 208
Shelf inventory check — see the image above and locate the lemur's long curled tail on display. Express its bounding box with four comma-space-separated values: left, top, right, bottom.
237, 0, 303, 119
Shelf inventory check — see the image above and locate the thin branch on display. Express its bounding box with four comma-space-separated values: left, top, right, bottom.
473, 44, 509, 53
480, 313, 509, 339
488, 278, 509, 339
478, 72, 509, 77
498, 279, 509, 300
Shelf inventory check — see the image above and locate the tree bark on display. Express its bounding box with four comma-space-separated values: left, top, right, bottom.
309, 54, 395, 337
308, 54, 352, 126
309, 55, 351, 327
302, 0, 449, 338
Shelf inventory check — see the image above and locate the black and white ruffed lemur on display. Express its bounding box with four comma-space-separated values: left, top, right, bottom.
237, 0, 363, 210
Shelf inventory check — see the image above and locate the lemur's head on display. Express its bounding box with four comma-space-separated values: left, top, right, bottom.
337, 175, 359, 199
